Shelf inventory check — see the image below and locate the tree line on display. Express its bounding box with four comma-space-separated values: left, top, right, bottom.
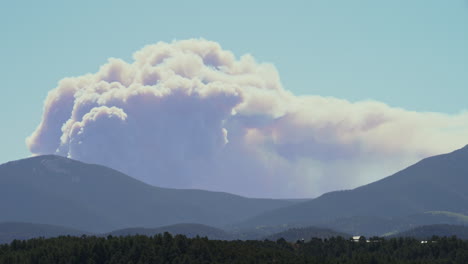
1, 233, 468, 264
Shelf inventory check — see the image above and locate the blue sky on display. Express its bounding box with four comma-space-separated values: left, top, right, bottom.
1, 0, 468, 165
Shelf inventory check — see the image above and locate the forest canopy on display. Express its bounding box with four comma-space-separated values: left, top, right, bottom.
1, 233, 468, 264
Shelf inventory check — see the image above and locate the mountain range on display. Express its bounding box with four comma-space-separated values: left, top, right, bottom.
0, 155, 296, 233
240, 145, 468, 235
1, 145, 468, 241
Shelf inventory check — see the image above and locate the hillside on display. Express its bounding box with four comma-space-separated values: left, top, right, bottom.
0, 222, 88, 244
265, 226, 350, 242
0, 155, 295, 233
392, 224, 468, 240
107, 223, 233, 240
240, 145, 468, 231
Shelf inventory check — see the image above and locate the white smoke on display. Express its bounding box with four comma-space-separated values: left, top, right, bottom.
27, 39, 468, 198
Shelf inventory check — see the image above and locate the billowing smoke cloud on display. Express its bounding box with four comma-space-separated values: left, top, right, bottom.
27, 39, 468, 198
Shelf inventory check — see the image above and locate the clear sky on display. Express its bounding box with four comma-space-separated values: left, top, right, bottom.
1, 0, 467, 166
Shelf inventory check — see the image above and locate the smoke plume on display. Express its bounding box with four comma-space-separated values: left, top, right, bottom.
27, 39, 468, 198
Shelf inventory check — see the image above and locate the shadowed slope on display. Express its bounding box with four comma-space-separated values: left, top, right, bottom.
241, 145, 468, 228
0, 155, 295, 233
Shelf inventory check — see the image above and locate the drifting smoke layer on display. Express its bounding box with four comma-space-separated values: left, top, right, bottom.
27, 39, 468, 198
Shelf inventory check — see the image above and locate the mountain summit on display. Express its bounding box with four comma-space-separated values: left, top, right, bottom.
0, 155, 294, 233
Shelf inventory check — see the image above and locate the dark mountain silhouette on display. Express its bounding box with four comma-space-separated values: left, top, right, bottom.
240, 145, 468, 232
265, 226, 350, 242
391, 224, 468, 240
0, 155, 295, 233
0, 222, 88, 244
107, 223, 233, 240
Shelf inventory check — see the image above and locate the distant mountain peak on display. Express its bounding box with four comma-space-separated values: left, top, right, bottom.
2, 154, 69, 166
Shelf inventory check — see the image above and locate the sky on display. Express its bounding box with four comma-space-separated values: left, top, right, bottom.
1, 0, 468, 198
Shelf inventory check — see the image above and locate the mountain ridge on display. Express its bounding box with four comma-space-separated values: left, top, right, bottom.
0, 155, 296, 233
3, 145, 468, 236
239, 145, 468, 229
